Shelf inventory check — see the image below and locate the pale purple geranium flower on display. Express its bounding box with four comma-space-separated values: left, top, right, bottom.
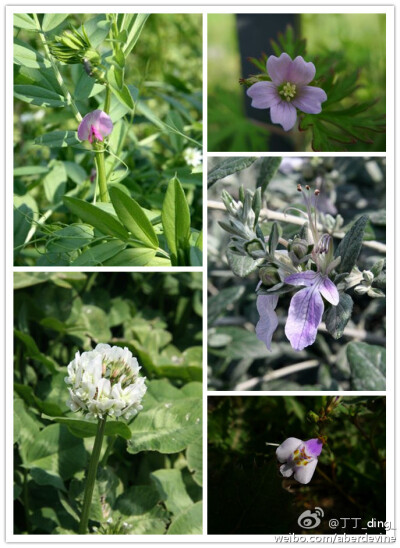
77, 109, 113, 143
284, 271, 339, 351
276, 437, 323, 484
247, 53, 327, 131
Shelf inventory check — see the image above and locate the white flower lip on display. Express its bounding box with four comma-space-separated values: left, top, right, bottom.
65, 343, 147, 420
276, 437, 323, 484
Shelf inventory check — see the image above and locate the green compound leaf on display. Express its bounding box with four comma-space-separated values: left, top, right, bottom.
298, 70, 385, 152
127, 380, 202, 455
35, 131, 84, 148
109, 186, 159, 249
42, 14, 69, 32
161, 176, 191, 266
45, 416, 132, 440
207, 157, 257, 188
334, 215, 369, 273
103, 248, 157, 266
347, 342, 386, 391
187, 436, 202, 487
150, 469, 194, 515
63, 197, 129, 241
166, 501, 203, 535
25, 424, 87, 480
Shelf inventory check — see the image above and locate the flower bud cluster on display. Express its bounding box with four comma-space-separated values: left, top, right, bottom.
219, 187, 265, 257
65, 343, 147, 420
345, 262, 385, 298
49, 27, 106, 84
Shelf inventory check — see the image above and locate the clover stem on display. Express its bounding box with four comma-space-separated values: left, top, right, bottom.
79, 417, 107, 534
94, 144, 109, 202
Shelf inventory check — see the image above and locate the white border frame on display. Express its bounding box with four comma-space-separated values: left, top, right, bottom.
5, 2, 395, 546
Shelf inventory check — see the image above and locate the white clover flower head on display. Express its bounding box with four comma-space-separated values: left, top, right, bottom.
65, 343, 147, 420
183, 147, 202, 167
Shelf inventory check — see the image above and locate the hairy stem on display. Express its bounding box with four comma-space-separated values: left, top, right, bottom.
79, 417, 107, 534
208, 200, 386, 253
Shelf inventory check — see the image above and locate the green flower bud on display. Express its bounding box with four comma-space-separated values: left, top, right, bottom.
259, 265, 281, 287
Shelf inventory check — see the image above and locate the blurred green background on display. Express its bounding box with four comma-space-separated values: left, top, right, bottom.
208, 13, 386, 152
208, 396, 386, 535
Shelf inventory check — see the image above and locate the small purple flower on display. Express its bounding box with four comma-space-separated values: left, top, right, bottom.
247, 52, 327, 131
77, 109, 113, 143
256, 294, 279, 351
276, 437, 323, 484
284, 271, 339, 351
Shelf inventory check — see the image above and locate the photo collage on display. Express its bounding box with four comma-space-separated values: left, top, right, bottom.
9, 6, 393, 543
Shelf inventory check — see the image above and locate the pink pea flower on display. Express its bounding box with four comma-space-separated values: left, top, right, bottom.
77, 109, 113, 143
276, 437, 323, 484
247, 53, 327, 131
284, 271, 339, 351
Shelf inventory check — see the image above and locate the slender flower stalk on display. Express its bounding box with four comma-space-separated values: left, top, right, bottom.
65, 344, 147, 534
93, 142, 109, 202
77, 110, 113, 202
78, 417, 107, 534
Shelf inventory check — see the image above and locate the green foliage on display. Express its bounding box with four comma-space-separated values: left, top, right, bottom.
14, 272, 202, 534
14, 13, 202, 266
347, 342, 386, 391
208, 156, 386, 391
208, 396, 386, 534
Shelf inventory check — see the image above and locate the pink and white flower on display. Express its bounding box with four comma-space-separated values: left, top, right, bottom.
77, 109, 113, 143
247, 53, 327, 131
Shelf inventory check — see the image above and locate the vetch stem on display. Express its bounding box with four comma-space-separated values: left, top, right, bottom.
94, 144, 109, 202
79, 417, 107, 534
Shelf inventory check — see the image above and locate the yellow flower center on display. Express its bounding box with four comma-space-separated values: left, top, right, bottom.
293, 447, 312, 467
279, 81, 297, 102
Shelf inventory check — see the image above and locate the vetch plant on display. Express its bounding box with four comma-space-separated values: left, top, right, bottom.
247, 53, 327, 131
13, 13, 203, 267
65, 343, 147, 534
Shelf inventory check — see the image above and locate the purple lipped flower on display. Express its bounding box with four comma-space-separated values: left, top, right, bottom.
77, 109, 113, 143
276, 437, 323, 484
247, 53, 327, 131
284, 270, 339, 351
256, 294, 279, 351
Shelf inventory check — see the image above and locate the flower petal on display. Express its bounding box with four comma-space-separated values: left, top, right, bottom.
288, 56, 316, 85
319, 276, 339, 305
285, 286, 324, 351
267, 52, 292, 84
255, 294, 279, 351
292, 86, 327, 114
247, 81, 280, 109
293, 458, 318, 484
270, 102, 297, 131
280, 463, 294, 478
276, 437, 303, 462
304, 438, 323, 458
285, 270, 318, 287
77, 110, 113, 142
